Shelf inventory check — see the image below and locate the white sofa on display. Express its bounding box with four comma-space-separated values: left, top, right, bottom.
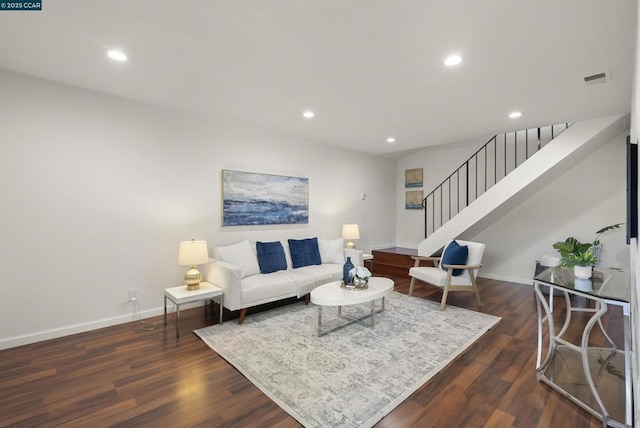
204, 238, 363, 323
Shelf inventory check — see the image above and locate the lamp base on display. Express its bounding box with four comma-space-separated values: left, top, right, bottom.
345, 241, 356, 250
184, 266, 202, 290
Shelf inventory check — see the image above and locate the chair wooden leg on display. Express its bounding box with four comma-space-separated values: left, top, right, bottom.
470, 274, 482, 307
409, 277, 416, 296
474, 287, 482, 307
305, 294, 310, 305
238, 308, 247, 324
440, 286, 450, 311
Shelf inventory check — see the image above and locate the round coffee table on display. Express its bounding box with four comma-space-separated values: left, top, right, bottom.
310, 277, 394, 336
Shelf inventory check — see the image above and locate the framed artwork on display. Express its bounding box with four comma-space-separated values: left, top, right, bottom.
405, 190, 424, 210
405, 168, 423, 188
222, 170, 309, 226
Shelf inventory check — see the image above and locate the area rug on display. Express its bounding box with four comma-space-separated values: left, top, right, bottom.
194, 292, 501, 428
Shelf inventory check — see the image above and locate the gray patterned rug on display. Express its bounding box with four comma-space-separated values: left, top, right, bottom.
194, 291, 500, 428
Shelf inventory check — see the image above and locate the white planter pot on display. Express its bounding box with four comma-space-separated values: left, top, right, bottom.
573, 265, 593, 279
574, 278, 593, 292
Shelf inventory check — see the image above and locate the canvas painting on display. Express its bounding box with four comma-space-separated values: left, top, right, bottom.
406, 190, 424, 210
405, 168, 423, 188
222, 170, 309, 226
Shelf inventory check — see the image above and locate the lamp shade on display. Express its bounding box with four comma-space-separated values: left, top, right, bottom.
342, 224, 360, 240
178, 240, 209, 266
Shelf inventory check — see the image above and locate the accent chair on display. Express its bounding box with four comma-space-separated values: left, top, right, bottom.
408, 239, 485, 310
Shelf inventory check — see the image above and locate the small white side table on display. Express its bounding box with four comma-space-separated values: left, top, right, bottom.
164, 282, 224, 338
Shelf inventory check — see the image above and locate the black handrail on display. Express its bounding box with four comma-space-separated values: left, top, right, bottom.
423, 123, 572, 238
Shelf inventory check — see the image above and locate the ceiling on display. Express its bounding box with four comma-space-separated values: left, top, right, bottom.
0, 0, 636, 156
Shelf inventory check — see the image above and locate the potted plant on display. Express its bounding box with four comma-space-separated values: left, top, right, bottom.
552, 223, 622, 278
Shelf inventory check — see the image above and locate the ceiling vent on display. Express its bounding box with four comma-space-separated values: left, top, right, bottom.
584, 72, 608, 84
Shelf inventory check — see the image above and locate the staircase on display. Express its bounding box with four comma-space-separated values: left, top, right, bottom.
418, 114, 629, 257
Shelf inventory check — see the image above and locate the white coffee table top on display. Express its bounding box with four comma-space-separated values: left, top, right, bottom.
311, 277, 394, 306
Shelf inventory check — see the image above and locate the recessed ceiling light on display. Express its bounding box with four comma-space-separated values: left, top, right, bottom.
106, 49, 127, 61
303, 111, 315, 119
386, 137, 396, 143
444, 55, 462, 66
509, 111, 522, 119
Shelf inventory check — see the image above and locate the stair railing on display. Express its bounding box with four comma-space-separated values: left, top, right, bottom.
423, 123, 572, 238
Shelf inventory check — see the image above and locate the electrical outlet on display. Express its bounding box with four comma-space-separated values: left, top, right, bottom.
129, 288, 138, 302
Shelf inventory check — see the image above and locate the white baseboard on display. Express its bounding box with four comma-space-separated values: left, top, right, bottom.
0, 301, 203, 350
0, 273, 532, 350
478, 272, 533, 286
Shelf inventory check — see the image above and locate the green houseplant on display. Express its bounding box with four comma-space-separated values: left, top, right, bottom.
552, 223, 622, 272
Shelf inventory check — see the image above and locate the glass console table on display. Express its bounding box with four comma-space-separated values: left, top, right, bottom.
533, 266, 632, 427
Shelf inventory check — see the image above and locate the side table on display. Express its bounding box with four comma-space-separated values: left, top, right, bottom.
164, 282, 224, 338
533, 266, 632, 427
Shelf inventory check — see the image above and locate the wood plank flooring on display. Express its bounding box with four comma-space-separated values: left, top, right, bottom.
0, 274, 618, 427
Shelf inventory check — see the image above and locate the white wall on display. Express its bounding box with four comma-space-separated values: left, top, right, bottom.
0, 70, 396, 348
396, 127, 629, 284
473, 131, 628, 284
395, 138, 484, 248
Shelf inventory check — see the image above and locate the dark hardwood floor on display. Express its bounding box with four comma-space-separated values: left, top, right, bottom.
0, 274, 619, 427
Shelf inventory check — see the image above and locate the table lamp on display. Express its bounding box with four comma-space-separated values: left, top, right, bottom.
342, 224, 360, 249
178, 239, 209, 290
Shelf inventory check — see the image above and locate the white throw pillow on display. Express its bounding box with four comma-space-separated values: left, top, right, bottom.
281, 240, 293, 270
318, 238, 345, 264
216, 240, 261, 278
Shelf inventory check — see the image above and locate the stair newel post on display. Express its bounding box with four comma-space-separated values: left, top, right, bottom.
422, 195, 428, 237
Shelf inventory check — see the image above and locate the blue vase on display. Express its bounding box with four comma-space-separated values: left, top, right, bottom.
343, 256, 354, 284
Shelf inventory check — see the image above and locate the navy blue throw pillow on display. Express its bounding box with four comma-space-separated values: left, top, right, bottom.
288, 237, 322, 268
440, 240, 468, 276
256, 241, 287, 274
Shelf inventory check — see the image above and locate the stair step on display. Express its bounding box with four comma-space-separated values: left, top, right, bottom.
371, 247, 417, 277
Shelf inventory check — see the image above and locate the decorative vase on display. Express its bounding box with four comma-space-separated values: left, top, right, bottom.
574, 265, 593, 279
343, 256, 354, 284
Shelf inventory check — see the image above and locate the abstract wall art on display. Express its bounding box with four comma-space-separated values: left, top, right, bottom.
405, 190, 424, 210
222, 170, 309, 226
405, 168, 423, 188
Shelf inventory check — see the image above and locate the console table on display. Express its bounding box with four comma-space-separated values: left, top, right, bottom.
533, 266, 632, 427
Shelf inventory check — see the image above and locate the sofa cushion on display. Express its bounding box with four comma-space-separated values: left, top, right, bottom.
409, 265, 473, 287
256, 241, 287, 274
288, 237, 322, 268
440, 240, 468, 276
318, 238, 345, 264
283, 264, 341, 296
216, 240, 261, 278
241, 272, 298, 306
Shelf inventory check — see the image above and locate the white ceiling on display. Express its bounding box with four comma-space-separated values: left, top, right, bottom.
0, 0, 636, 155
